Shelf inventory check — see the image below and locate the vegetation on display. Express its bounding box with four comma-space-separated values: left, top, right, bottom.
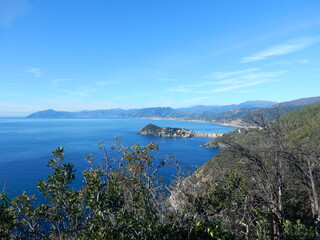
0, 140, 232, 239
1, 102, 320, 239
182, 102, 320, 239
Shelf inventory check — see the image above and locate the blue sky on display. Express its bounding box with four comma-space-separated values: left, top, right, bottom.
1, 0, 320, 116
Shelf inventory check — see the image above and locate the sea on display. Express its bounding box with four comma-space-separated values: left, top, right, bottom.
0, 117, 235, 198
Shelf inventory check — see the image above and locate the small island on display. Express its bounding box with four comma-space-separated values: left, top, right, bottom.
138, 124, 223, 138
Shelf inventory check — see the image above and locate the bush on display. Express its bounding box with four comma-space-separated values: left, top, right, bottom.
1, 141, 231, 239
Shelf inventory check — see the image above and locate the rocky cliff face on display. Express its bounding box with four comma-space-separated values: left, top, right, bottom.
138, 124, 195, 138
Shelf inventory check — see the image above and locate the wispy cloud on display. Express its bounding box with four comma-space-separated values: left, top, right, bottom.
206, 69, 283, 93
265, 58, 311, 66
0, 0, 30, 28
167, 68, 284, 94
216, 71, 284, 84
25, 67, 42, 78
211, 80, 267, 93
265, 61, 292, 66
209, 68, 259, 79
241, 36, 320, 63
167, 83, 208, 93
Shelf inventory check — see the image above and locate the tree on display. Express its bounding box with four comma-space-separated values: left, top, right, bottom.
0, 141, 231, 239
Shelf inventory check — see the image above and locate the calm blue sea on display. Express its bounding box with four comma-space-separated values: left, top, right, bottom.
0, 117, 234, 198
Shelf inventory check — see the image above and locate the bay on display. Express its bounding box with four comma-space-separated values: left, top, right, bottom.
0, 117, 235, 197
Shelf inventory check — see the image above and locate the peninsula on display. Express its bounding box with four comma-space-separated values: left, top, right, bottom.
138, 124, 223, 138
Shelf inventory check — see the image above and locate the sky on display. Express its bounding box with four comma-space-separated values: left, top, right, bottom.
1, 0, 320, 116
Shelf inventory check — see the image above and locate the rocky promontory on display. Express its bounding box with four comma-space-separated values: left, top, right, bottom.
138, 124, 195, 138
138, 124, 224, 138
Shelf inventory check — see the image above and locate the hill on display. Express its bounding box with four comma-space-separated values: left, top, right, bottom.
202, 96, 320, 127
171, 102, 320, 238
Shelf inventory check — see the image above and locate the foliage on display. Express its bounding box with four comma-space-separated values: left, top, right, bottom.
284, 220, 316, 240
0, 192, 15, 239
192, 102, 320, 239
0, 141, 232, 239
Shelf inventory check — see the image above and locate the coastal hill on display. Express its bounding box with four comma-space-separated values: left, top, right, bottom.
27, 96, 320, 127
202, 97, 320, 147
191, 101, 320, 188
169, 102, 320, 238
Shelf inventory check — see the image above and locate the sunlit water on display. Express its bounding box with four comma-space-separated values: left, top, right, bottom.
0, 117, 234, 197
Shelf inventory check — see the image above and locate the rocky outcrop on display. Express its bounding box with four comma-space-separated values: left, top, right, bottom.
139, 124, 225, 138
138, 124, 195, 138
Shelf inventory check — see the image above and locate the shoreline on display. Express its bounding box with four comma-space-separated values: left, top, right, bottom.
24, 115, 248, 129
137, 117, 243, 128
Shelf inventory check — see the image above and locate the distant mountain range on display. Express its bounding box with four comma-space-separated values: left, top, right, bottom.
27, 96, 320, 127
177, 100, 276, 113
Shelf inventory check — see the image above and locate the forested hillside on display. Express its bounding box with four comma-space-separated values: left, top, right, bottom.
181, 102, 320, 239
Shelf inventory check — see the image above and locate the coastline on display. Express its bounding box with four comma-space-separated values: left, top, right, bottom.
137, 117, 243, 128
25, 115, 248, 129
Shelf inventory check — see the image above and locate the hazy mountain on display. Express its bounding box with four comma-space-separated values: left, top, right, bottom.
27, 109, 74, 118
177, 100, 276, 113
128, 107, 183, 118
237, 100, 276, 108
27, 107, 183, 119
278, 96, 320, 106
207, 105, 300, 127
177, 105, 237, 113
27, 97, 320, 127
27, 109, 127, 118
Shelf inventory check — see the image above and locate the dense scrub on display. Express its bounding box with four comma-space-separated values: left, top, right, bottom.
0, 141, 232, 239
184, 102, 320, 239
